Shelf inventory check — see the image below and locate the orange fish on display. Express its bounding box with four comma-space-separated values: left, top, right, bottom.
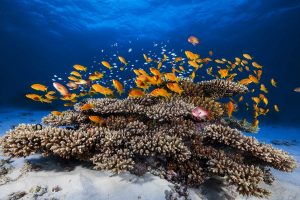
26, 94, 43, 102
239, 78, 252, 85
31, 84, 47, 92
252, 118, 259, 127
185, 51, 199, 60
92, 84, 113, 96
73, 64, 87, 71
101, 61, 112, 70
89, 116, 105, 125
128, 88, 145, 98
248, 75, 259, 84
118, 56, 128, 65
252, 62, 263, 69
150, 88, 171, 99
260, 84, 268, 93
188, 61, 199, 69
188, 36, 200, 46
112, 79, 124, 95
218, 69, 228, 78
51, 111, 62, 116
166, 82, 184, 95
227, 101, 234, 118
164, 73, 179, 82
80, 103, 94, 111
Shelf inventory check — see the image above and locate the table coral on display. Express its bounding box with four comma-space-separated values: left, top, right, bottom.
0, 79, 296, 198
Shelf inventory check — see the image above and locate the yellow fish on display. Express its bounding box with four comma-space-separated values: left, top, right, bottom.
252, 97, 260, 104
162, 54, 168, 62
157, 62, 162, 69
166, 82, 184, 95
31, 84, 47, 92
243, 54, 252, 60
118, 56, 128, 65
143, 54, 152, 62
190, 71, 196, 80
209, 50, 213, 56
235, 57, 241, 63
271, 78, 277, 87
128, 88, 145, 98
179, 66, 185, 72
101, 61, 112, 70
274, 105, 280, 112
164, 73, 179, 82
75, 79, 89, 85
215, 59, 225, 64
68, 76, 79, 82
259, 94, 268, 105
51, 111, 62, 116
207, 67, 213, 75
172, 68, 180, 74
218, 69, 228, 78
112, 79, 124, 95
252, 62, 263, 69
73, 64, 87, 71
120, 67, 124, 71
80, 103, 94, 111
89, 116, 105, 125
64, 103, 73, 107
26, 94, 43, 101
70, 71, 82, 77
260, 84, 268, 93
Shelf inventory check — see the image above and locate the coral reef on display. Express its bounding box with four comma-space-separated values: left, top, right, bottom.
0, 79, 296, 198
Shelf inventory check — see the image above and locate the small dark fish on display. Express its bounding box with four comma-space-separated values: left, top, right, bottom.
34, 124, 43, 130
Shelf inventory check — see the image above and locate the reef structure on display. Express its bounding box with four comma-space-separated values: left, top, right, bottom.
0, 79, 296, 198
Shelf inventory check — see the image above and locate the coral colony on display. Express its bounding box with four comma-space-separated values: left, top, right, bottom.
0, 40, 297, 198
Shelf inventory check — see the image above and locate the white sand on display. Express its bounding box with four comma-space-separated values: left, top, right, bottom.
0, 108, 300, 200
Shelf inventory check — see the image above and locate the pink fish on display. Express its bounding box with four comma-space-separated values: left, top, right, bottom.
192, 106, 209, 120
188, 36, 200, 46
53, 82, 69, 97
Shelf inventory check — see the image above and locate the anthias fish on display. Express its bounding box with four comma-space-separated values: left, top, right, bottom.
192, 106, 209, 120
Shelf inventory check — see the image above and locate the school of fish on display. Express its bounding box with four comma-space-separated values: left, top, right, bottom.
26, 37, 280, 127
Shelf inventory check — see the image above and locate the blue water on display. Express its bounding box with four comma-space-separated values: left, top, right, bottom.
0, 0, 300, 127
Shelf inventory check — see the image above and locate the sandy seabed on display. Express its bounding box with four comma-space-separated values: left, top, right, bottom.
0, 108, 299, 200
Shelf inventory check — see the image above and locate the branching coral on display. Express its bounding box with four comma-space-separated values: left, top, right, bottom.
0, 78, 296, 198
